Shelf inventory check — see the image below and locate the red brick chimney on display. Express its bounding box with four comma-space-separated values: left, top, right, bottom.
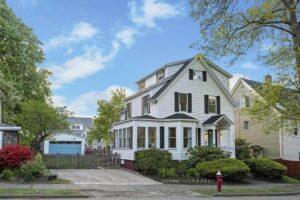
264, 74, 272, 84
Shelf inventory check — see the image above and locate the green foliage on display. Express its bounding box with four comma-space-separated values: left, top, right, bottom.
135, 149, 172, 175
0, 169, 15, 180
172, 161, 187, 177
15, 100, 69, 152
235, 138, 251, 160
19, 159, 47, 182
190, 0, 300, 129
244, 158, 287, 178
186, 168, 199, 177
0, 1, 51, 122
196, 158, 250, 180
88, 89, 126, 146
158, 167, 177, 178
187, 146, 227, 167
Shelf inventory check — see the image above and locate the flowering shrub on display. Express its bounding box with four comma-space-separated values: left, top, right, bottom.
0, 145, 33, 169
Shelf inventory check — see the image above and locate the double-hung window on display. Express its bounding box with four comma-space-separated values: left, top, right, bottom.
208, 96, 217, 113
183, 128, 192, 148
142, 95, 150, 115
148, 127, 156, 148
125, 103, 132, 119
137, 127, 146, 148
179, 93, 187, 112
169, 128, 176, 148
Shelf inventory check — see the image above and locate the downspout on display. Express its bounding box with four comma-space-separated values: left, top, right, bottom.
280, 118, 284, 160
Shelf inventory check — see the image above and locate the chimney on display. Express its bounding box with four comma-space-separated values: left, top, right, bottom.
264, 74, 272, 84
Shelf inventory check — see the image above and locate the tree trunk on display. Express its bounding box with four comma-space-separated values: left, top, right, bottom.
288, 0, 300, 84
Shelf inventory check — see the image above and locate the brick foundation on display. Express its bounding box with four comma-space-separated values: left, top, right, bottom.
121, 160, 134, 170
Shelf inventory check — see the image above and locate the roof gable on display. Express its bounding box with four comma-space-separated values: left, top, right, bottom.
150, 55, 235, 106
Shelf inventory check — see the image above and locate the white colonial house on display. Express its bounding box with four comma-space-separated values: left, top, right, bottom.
112, 55, 236, 168
232, 76, 300, 161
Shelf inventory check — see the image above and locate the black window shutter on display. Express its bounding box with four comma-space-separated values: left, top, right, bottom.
188, 93, 192, 113
203, 71, 207, 82
175, 92, 179, 112
217, 96, 221, 114
130, 127, 133, 149
189, 69, 194, 80
204, 95, 208, 114
160, 127, 165, 149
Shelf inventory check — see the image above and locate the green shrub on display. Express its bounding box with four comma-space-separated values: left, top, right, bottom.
172, 161, 187, 177
235, 138, 251, 160
186, 168, 199, 177
244, 158, 287, 178
159, 167, 177, 178
0, 169, 15, 180
187, 146, 227, 167
196, 158, 250, 180
19, 159, 47, 182
135, 149, 172, 175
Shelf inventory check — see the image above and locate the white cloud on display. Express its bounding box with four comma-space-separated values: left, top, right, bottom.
115, 27, 137, 47
44, 22, 98, 51
49, 45, 118, 89
240, 62, 258, 70
229, 73, 250, 91
129, 0, 182, 27
64, 48, 74, 56
52, 85, 135, 117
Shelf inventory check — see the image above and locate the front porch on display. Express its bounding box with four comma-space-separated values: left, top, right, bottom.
112, 114, 235, 163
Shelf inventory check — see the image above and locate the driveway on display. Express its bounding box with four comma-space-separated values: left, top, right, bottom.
51, 169, 160, 185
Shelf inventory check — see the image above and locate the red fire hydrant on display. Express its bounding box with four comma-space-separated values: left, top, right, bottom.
216, 171, 223, 192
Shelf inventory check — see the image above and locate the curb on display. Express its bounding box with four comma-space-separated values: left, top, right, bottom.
0, 194, 90, 199
214, 192, 300, 197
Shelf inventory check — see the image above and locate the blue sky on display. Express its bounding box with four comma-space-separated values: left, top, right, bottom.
7, 0, 273, 117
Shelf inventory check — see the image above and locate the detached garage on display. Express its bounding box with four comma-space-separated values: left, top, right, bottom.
44, 133, 85, 155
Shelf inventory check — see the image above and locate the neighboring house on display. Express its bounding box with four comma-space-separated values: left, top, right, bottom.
232, 76, 300, 161
44, 117, 103, 154
112, 55, 236, 168
0, 91, 21, 148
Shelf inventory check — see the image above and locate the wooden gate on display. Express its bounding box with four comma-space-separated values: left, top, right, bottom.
43, 151, 120, 169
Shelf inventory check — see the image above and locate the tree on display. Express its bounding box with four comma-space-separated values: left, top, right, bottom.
235, 138, 251, 160
0, 1, 51, 122
88, 89, 126, 147
190, 0, 300, 131
15, 100, 69, 152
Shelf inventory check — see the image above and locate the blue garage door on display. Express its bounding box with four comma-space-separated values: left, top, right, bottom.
49, 141, 82, 154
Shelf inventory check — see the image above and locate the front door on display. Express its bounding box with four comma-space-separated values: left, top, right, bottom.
207, 130, 213, 147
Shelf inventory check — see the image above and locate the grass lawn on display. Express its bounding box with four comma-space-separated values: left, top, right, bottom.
0, 188, 79, 196
194, 187, 298, 196
282, 176, 300, 184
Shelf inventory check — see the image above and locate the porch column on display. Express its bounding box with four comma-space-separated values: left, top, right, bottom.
145, 127, 149, 149
132, 126, 137, 151
212, 128, 216, 147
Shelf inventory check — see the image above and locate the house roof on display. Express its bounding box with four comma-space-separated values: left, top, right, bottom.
150, 59, 193, 100
132, 115, 158, 119
242, 78, 263, 90
202, 114, 233, 125
0, 123, 21, 131
149, 55, 234, 104
135, 58, 192, 84
164, 113, 196, 120
67, 117, 93, 130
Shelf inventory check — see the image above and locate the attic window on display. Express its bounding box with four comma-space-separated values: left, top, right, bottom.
156, 69, 165, 82
71, 124, 83, 130
138, 81, 145, 91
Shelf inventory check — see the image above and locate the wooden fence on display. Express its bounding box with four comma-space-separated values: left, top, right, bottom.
43, 151, 120, 169
275, 159, 300, 178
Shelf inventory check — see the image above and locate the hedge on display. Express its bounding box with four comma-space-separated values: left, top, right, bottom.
196, 158, 250, 180
244, 158, 287, 178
